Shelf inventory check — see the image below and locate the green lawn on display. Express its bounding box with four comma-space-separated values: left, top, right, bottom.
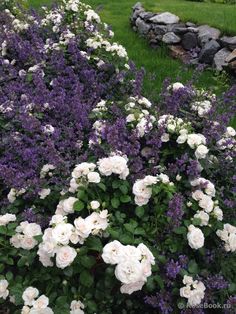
28, 0, 236, 97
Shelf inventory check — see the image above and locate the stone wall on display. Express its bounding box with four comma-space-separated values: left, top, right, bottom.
131, 2, 236, 74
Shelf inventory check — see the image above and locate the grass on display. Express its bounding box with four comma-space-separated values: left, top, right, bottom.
28, 0, 236, 97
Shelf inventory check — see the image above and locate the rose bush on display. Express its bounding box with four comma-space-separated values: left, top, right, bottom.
0, 0, 236, 313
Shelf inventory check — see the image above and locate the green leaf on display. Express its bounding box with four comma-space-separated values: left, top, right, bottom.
80, 270, 94, 287
85, 237, 102, 251
188, 260, 199, 274
112, 180, 120, 189
124, 223, 135, 233
17, 256, 28, 267
111, 198, 120, 209
63, 266, 73, 277
73, 200, 84, 212
135, 206, 144, 218
173, 226, 187, 235
80, 255, 96, 269
98, 183, 106, 191
120, 195, 131, 203
87, 300, 98, 312
119, 184, 128, 194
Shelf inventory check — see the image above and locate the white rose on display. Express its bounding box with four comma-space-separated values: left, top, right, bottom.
22, 287, 39, 306
199, 195, 214, 212
228, 233, 236, 252
187, 225, 204, 249
52, 223, 73, 245
102, 240, 125, 264
97, 157, 113, 176
172, 82, 184, 91
21, 306, 30, 314
56, 246, 77, 269
38, 188, 51, 199
180, 285, 192, 298
176, 134, 188, 144
183, 275, 193, 285
159, 173, 170, 184
192, 190, 204, 201
74, 217, 91, 239
50, 215, 66, 225
21, 236, 38, 250
134, 195, 149, 206
133, 180, 152, 199
72, 163, 96, 178
161, 133, 170, 142
23, 223, 42, 237
120, 281, 145, 295
226, 126, 236, 137
110, 156, 129, 179
85, 212, 108, 233
195, 145, 209, 159
187, 134, 206, 149
194, 211, 209, 226
213, 206, 223, 221
0, 279, 9, 300
29, 307, 53, 314
137, 243, 155, 265
70, 300, 85, 314
87, 171, 101, 183
32, 295, 49, 309
115, 260, 144, 284
0, 213, 16, 226
90, 200, 100, 210
56, 197, 78, 215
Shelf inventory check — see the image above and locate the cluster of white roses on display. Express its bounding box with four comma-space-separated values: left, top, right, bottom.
10, 221, 42, 250
0, 213, 16, 226
98, 155, 129, 180
40, 164, 55, 178
38, 209, 109, 268
102, 241, 155, 294
0, 279, 9, 300
125, 96, 156, 138
191, 177, 223, 225
22, 287, 53, 314
92, 99, 108, 114
84, 9, 101, 23
191, 100, 212, 117
180, 275, 206, 307
132, 174, 173, 206
7, 187, 26, 203
69, 162, 101, 193
216, 224, 236, 252
217, 126, 236, 151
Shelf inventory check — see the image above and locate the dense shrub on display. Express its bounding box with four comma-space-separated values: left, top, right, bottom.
0, 1, 236, 313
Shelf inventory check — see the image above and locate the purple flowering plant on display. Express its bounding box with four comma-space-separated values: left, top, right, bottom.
0, 1, 235, 313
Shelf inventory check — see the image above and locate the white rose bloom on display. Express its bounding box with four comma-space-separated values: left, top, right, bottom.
69, 178, 80, 193
110, 156, 129, 179
52, 223, 73, 245
87, 171, 101, 183
194, 211, 209, 226
72, 162, 96, 178
120, 281, 145, 295
158, 173, 170, 184
22, 287, 39, 306
115, 260, 144, 284
97, 157, 113, 176
10, 234, 23, 248
187, 134, 206, 149
161, 133, 170, 142
90, 200, 100, 210
192, 190, 205, 201
180, 285, 192, 298
50, 215, 66, 225
38, 188, 51, 199
137, 243, 155, 265
187, 225, 204, 249
183, 275, 193, 285
56, 197, 78, 215
126, 114, 136, 123
74, 217, 91, 239
176, 134, 188, 144
172, 82, 185, 91
21, 236, 38, 250
199, 195, 214, 212
29, 307, 53, 314
134, 195, 150, 206
56, 246, 77, 269
226, 126, 236, 137
32, 295, 49, 309
70, 299, 85, 314
7, 188, 17, 203
195, 145, 209, 159
21, 306, 30, 314
133, 180, 152, 199
0, 279, 9, 300
85, 211, 108, 234
228, 233, 236, 252
23, 223, 42, 237
213, 206, 223, 221
0, 213, 16, 226
102, 240, 125, 264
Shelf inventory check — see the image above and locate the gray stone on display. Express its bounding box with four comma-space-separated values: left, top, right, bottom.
135, 17, 151, 35
220, 36, 236, 51
169, 45, 191, 63
213, 48, 231, 71
182, 32, 198, 50
162, 32, 181, 44
199, 39, 221, 64
186, 22, 196, 28
168, 23, 188, 34
150, 12, 180, 25
197, 25, 221, 46
187, 27, 199, 33
133, 2, 143, 10
139, 11, 156, 21
225, 49, 236, 63
152, 24, 167, 36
